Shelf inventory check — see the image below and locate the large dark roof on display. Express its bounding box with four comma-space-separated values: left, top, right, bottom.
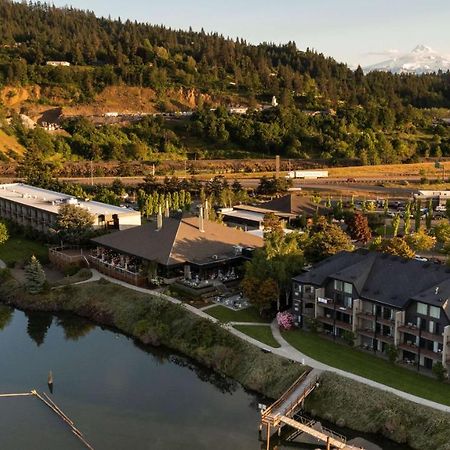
294, 249, 450, 310
92, 214, 263, 267
262, 194, 319, 216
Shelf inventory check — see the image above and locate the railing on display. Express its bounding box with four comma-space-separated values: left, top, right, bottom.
398, 324, 444, 343
262, 371, 320, 427
282, 378, 319, 419
262, 370, 310, 421
88, 256, 147, 287
317, 316, 352, 331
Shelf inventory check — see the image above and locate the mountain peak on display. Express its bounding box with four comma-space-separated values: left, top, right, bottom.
412, 44, 433, 54
365, 45, 450, 74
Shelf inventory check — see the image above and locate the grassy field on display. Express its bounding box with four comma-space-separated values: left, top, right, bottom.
205, 305, 268, 323
0, 129, 25, 158
0, 237, 49, 265
327, 161, 450, 178
233, 324, 280, 348
282, 329, 450, 406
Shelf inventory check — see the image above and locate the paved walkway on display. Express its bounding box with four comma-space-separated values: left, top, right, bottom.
79, 270, 450, 414
269, 321, 450, 413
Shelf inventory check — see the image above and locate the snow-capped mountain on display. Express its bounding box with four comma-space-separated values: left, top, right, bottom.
365, 45, 450, 74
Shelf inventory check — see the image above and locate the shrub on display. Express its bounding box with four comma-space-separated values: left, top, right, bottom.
386, 344, 399, 363
342, 330, 355, 346
277, 311, 295, 330
432, 361, 447, 382
64, 264, 81, 277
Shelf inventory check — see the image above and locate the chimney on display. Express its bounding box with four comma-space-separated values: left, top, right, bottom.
156, 206, 163, 230
199, 206, 205, 233
204, 199, 209, 219
165, 198, 170, 218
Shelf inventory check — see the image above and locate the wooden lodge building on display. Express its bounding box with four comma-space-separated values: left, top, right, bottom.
90, 209, 263, 286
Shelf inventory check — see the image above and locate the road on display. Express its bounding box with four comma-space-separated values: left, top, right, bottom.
42, 175, 414, 198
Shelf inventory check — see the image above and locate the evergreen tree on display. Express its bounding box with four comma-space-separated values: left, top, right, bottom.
392, 214, 401, 237
415, 200, 422, 231
184, 191, 192, 211
24, 256, 46, 294
403, 203, 411, 235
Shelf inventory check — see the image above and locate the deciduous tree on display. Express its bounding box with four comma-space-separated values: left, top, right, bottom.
54, 204, 95, 244
379, 237, 415, 259
346, 211, 372, 243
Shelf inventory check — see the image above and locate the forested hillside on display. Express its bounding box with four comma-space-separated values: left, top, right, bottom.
1, 0, 450, 164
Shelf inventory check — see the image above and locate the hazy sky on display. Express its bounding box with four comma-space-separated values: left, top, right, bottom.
49, 0, 450, 67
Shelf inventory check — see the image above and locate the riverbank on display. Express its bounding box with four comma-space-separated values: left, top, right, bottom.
0, 276, 305, 400
0, 275, 449, 449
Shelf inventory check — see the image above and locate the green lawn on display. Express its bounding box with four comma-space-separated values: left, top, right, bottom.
206, 305, 268, 323
0, 237, 49, 265
282, 329, 450, 406
233, 324, 280, 348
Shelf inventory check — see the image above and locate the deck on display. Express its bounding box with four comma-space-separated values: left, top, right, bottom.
260, 368, 363, 449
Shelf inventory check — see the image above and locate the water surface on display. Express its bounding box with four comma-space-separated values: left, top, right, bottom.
0, 307, 411, 450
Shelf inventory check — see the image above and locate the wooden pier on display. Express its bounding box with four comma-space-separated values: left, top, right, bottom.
260, 369, 363, 450
0, 390, 94, 449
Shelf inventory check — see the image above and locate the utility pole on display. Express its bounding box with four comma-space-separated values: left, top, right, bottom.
90, 160, 93, 186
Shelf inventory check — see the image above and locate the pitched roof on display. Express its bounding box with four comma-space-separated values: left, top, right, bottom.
262, 194, 319, 216
92, 214, 263, 267
294, 249, 450, 309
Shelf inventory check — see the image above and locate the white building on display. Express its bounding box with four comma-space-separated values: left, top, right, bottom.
0, 183, 141, 233
46, 61, 71, 67
414, 190, 450, 206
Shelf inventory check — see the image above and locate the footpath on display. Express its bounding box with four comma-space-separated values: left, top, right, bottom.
75, 269, 450, 413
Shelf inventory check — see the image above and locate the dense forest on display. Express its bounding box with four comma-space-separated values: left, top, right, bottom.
1, 0, 450, 164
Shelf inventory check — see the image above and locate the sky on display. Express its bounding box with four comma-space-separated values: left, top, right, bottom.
49, 0, 450, 67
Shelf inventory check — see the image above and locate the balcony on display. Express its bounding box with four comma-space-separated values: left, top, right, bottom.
399, 343, 442, 360
317, 315, 352, 331
399, 342, 419, 354
398, 324, 444, 343
398, 324, 419, 336
317, 297, 353, 314
357, 328, 375, 338
376, 316, 395, 326
378, 334, 395, 345
357, 311, 376, 322
420, 348, 442, 361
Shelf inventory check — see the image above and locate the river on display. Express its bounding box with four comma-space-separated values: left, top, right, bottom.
0, 307, 411, 450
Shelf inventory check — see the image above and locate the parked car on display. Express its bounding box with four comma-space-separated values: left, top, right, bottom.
414, 255, 428, 262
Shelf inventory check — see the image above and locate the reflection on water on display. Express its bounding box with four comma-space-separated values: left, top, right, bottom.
0, 310, 411, 450
55, 314, 96, 341
25, 311, 53, 346
0, 304, 13, 330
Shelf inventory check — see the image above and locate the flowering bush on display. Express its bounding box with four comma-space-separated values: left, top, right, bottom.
276, 311, 295, 330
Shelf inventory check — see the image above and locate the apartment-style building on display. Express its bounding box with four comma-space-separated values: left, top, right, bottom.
0, 183, 141, 233
292, 250, 450, 370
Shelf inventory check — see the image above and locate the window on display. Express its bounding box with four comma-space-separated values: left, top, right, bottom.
343, 295, 352, 309
334, 280, 343, 291
344, 282, 352, 294
304, 285, 314, 294
430, 306, 441, 319
417, 303, 427, 315
382, 308, 389, 320
428, 321, 435, 334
